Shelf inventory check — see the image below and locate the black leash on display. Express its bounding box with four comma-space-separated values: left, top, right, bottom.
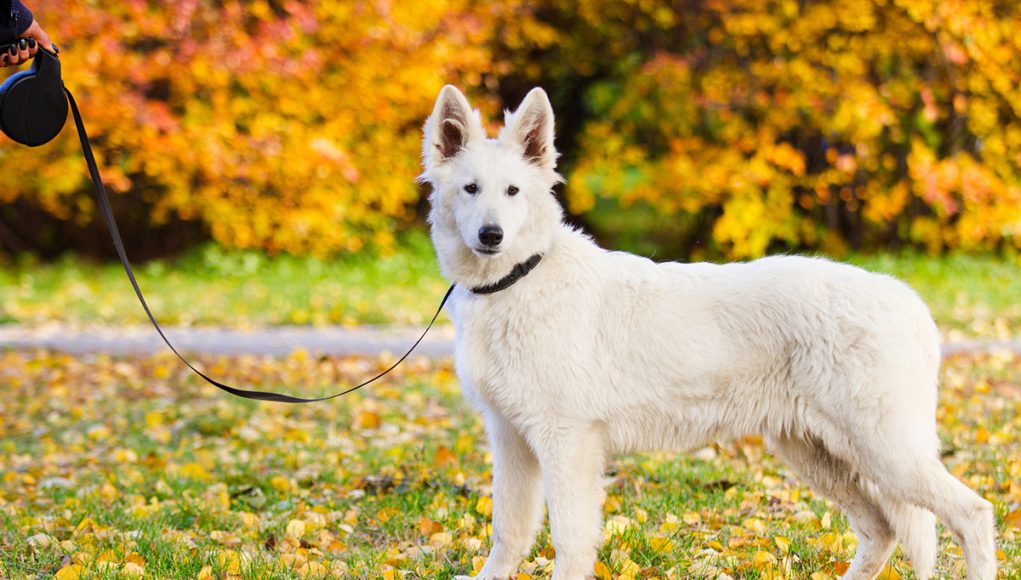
65, 87, 455, 404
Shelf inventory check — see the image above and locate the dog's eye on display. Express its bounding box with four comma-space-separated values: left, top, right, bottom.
464, 183, 478, 194
507, 185, 519, 196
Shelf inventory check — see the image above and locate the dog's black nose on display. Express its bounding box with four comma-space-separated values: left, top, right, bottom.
478, 225, 503, 247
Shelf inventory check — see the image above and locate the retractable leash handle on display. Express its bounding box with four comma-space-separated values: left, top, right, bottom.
3, 47, 455, 403
0, 46, 67, 145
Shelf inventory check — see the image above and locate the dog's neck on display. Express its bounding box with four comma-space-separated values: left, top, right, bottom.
470, 254, 543, 294
436, 237, 551, 291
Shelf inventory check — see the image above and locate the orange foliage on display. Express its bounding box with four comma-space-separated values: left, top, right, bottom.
1, 0, 1020, 258
0, 0, 513, 255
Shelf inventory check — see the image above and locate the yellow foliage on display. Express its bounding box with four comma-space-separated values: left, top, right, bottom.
2, 0, 1020, 258
563, 0, 1021, 257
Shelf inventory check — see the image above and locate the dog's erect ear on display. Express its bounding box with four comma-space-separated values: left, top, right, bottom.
502, 87, 557, 171
423, 85, 483, 168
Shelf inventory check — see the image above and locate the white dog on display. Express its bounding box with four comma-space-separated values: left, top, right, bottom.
420, 85, 997, 580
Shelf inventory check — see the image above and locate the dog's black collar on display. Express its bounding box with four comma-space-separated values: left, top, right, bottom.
470, 254, 543, 295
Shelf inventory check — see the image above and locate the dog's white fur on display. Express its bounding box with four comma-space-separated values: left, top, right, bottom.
420, 85, 997, 580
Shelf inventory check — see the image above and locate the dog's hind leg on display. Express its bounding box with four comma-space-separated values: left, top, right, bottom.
849, 431, 996, 580
875, 494, 937, 580
472, 413, 546, 580
767, 434, 895, 580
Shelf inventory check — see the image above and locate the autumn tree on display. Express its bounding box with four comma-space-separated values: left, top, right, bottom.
508, 0, 1021, 258
1, 0, 1019, 259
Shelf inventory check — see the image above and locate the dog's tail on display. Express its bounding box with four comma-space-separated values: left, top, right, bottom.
884, 498, 937, 579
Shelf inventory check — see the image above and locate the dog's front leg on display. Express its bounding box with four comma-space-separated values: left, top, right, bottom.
474, 412, 545, 579
538, 423, 606, 580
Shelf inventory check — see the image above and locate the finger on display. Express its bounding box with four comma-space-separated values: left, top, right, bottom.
0, 53, 8, 68
21, 20, 55, 53
16, 38, 30, 62
6, 44, 20, 65
35, 29, 54, 54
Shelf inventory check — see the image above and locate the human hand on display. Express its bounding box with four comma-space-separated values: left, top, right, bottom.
2, 19, 55, 67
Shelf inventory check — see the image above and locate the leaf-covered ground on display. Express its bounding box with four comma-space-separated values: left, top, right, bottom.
1, 349, 1019, 579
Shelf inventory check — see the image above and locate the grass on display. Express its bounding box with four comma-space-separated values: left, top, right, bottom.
1, 236, 1020, 338
0, 231, 450, 328
0, 349, 1019, 579
848, 252, 1021, 341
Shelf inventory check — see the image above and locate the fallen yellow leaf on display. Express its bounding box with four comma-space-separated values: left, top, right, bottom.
239, 512, 260, 529
429, 532, 453, 547
877, 564, 902, 579
744, 518, 766, 532
54, 565, 85, 580
475, 496, 493, 517
124, 553, 145, 566
270, 475, 291, 493
357, 410, 381, 430
471, 556, 487, 575
752, 550, 777, 568
122, 561, 145, 578
280, 553, 307, 570
218, 550, 240, 575
297, 561, 327, 578
286, 519, 307, 538
649, 537, 674, 552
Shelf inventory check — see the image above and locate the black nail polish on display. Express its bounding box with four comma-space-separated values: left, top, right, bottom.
18, 39, 27, 50
28, 38, 36, 49
8, 46, 16, 56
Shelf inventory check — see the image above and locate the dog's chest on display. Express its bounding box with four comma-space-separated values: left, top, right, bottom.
449, 292, 566, 413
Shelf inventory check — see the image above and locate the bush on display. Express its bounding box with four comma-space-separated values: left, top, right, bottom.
546, 0, 1021, 258
0, 0, 507, 256
2, 0, 1019, 259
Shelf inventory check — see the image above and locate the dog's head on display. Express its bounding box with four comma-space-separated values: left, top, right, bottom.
420, 86, 564, 285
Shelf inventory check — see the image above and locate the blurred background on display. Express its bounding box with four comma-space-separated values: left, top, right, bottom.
3, 4, 1021, 578
1, 0, 1021, 331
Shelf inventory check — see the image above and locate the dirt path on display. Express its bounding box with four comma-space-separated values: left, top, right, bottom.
1, 324, 1018, 358
0, 324, 456, 357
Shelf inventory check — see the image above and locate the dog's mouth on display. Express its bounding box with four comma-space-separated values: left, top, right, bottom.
473, 247, 501, 257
